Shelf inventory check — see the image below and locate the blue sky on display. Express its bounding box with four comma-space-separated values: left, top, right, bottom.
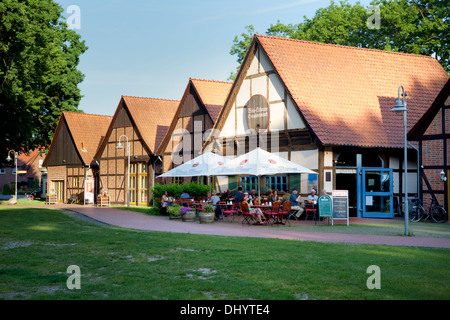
56, 0, 372, 116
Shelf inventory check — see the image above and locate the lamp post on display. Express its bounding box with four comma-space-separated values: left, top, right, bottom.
117, 135, 130, 209
6, 150, 18, 201
391, 85, 409, 236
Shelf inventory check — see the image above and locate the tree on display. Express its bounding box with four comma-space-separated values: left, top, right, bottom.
0, 0, 87, 154
229, 0, 449, 76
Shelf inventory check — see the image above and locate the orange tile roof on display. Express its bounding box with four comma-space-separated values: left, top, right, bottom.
191, 78, 232, 123
62, 112, 112, 164
122, 96, 179, 153
191, 78, 232, 106
252, 35, 449, 148
43, 112, 112, 167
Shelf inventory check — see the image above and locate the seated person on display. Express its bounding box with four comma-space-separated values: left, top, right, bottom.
234, 186, 245, 203
241, 195, 265, 225
211, 193, 221, 206
270, 190, 280, 203
180, 190, 190, 199
204, 192, 212, 202
248, 189, 258, 201
160, 191, 173, 207
289, 188, 303, 218
306, 189, 318, 204
220, 188, 232, 201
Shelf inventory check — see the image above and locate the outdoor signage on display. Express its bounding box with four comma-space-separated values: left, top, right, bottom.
318, 194, 333, 225
84, 179, 94, 205
246, 95, 270, 134
331, 190, 349, 226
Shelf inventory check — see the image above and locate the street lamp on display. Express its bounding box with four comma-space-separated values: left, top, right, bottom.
117, 135, 130, 209
391, 85, 409, 236
6, 150, 18, 201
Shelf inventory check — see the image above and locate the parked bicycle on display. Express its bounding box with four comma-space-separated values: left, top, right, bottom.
409, 198, 447, 223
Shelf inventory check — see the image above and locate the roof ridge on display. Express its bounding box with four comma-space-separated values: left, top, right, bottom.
122, 95, 180, 102
63, 111, 112, 118
190, 78, 233, 85
255, 34, 439, 61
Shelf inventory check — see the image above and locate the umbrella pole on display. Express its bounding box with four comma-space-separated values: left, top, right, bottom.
258, 176, 260, 200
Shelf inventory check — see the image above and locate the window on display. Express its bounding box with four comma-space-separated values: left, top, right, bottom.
0, 168, 5, 175
73, 177, 79, 188
240, 176, 258, 192
307, 174, 318, 193
173, 177, 183, 185
264, 175, 287, 193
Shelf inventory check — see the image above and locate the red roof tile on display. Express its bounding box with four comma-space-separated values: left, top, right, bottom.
43, 112, 112, 167
253, 35, 449, 148
122, 96, 179, 153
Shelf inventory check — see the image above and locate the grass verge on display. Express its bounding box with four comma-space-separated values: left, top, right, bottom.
0, 207, 449, 300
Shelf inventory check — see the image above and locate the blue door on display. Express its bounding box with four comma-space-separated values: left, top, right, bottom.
362, 168, 393, 218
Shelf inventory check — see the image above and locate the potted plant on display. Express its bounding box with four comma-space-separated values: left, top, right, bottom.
180, 206, 196, 222
199, 204, 215, 224
166, 204, 181, 220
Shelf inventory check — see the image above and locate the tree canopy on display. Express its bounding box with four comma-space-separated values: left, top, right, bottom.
0, 0, 87, 154
229, 0, 449, 79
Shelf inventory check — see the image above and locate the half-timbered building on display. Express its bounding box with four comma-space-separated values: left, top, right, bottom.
95, 96, 178, 206
42, 112, 112, 203
204, 35, 449, 218
409, 79, 450, 217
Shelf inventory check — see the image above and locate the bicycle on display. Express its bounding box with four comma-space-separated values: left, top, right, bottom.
409, 198, 447, 223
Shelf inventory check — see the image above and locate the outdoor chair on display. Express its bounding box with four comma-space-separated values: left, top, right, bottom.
222, 202, 238, 223
240, 201, 255, 225
266, 201, 281, 226
279, 201, 291, 226
304, 202, 317, 221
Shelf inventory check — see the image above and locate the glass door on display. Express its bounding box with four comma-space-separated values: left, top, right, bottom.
129, 163, 137, 205
362, 169, 393, 218
52, 180, 64, 203
139, 163, 148, 206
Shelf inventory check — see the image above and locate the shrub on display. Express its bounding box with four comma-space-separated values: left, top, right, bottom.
152, 182, 209, 208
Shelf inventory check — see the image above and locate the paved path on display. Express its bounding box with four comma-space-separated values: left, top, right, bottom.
62, 206, 450, 249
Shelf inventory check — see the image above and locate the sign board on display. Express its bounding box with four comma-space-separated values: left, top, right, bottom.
84, 179, 94, 204
331, 190, 349, 226
246, 95, 270, 134
17, 170, 27, 174
318, 194, 332, 217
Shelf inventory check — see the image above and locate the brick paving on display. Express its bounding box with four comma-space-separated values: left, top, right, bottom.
52, 205, 450, 249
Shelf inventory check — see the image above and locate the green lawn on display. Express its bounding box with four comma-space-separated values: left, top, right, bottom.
0, 207, 449, 300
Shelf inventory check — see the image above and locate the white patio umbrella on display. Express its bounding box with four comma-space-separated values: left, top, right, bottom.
207, 147, 316, 198
157, 151, 228, 191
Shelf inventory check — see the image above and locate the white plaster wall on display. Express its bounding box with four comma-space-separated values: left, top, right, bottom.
269, 101, 285, 131
268, 73, 284, 102
291, 150, 319, 170
221, 104, 235, 137
287, 97, 305, 130
236, 79, 250, 107
252, 75, 266, 97
259, 49, 274, 73
236, 108, 247, 135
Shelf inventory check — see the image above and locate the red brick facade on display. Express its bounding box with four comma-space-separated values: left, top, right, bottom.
410, 79, 449, 217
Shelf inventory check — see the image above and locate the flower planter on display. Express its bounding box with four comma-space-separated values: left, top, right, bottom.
199, 212, 214, 224
46, 195, 57, 205
97, 196, 110, 207
181, 210, 197, 222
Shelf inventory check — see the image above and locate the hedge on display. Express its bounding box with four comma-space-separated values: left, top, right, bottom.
152, 182, 209, 208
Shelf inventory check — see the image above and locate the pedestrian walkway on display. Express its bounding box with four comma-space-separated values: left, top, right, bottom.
62, 206, 450, 249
